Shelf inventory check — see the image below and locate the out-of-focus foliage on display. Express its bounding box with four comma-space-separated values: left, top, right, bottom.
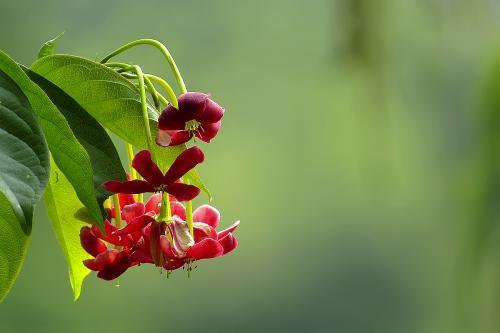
1, 0, 500, 332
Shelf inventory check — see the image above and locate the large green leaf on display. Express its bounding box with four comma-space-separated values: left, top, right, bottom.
44, 156, 92, 301
0, 192, 29, 302
0, 50, 104, 229
0, 61, 50, 302
25, 68, 127, 216
0, 65, 50, 234
30, 55, 210, 197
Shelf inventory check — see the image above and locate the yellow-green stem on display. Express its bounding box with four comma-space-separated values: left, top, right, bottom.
112, 194, 122, 228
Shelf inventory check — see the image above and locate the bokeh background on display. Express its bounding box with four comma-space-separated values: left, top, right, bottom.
2, 0, 500, 332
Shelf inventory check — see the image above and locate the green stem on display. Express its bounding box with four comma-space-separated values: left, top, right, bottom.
126, 144, 140, 202
100, 39, 187, 94
145, 74, 178, 107
130, 65, 155, 158
158, 191, 172, 221
185, 183, 194, 236
112, 194, 122, 228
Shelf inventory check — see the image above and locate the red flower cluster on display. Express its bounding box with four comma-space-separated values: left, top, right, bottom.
80, 92, 238, 281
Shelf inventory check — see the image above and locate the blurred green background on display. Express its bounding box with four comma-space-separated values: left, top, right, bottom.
2, 0, 500, 332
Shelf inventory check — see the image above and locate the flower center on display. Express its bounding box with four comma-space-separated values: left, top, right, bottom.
185, 120, 200, 133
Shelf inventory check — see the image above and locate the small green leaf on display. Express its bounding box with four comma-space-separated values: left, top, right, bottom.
0, 191, 29, 302
0, 50, 104, 230
25, 68, 127, 216
38, 32, 64, 59
44, 156, 91, 301
31, 55, 210, 197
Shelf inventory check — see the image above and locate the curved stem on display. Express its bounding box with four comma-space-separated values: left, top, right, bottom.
185, 180, 194, 237
158, 191, 172, 221
145, 74, 178, 107
129, 65, 155, 159
101, 39, 187, 94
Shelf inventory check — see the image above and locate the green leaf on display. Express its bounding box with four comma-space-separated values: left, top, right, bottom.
0, 62, 50, 234
0, 60, 50, 302
38, 32, 64, 59
0, 50, 104, 229
30, 54, 210, 198
25, 68, 127, 216
44, 156, 91, 301
0, 191, 29, 302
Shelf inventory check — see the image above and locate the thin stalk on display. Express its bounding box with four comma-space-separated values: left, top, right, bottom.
100, 39, 187, 94
158, 191, 172, 221
126, 144, 139, 202
112, 194, 123, 229
145, 74, 178, 107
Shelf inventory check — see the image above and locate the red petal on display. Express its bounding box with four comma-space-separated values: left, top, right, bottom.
132, 150, 164, 188
145, 193, 162, 215
103, 179, 155, 194
217, 221, 240, 239
156, 129, 192, 147
166, 183, 200, 201
158, 104, 188, 130
193, 222, 218, 242
195, 121, 221, 143
121, 203, 145, 222
186, 238, 224, 260
163, 258, 186, 270
218, 233, 238, 255
119, 193, 135, 207
171, 201, 186, 220
178, 92, 209, 120
149, 222, 166, 266
163, 146, 205, 185
160, 235, 179, 259
80, 226, 107, 257
196, 98, 225, 124
83, 249, 119, 271
193, 204, 220, 228
113, 215, 155, 236
97, 251, 132, 281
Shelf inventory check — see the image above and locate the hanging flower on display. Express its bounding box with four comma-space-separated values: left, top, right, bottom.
102, 146, 204, 201
161, 204, 239, 269
156, 92, 225, 146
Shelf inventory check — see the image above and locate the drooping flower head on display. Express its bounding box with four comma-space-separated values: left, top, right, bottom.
156, 92, 225, 147
102, 146, 204, 201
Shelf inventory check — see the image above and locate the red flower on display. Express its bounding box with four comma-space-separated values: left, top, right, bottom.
156, 92, 225, 147
160, 204, 239, 269
102, 147, 204, 201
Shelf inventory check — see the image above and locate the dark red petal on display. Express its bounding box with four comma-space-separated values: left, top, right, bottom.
217, 221, 240, 240
156, 129, 193, 147
166, 183, 200, 201
83, 249, 119, 271
195, 121, 221, 143
97, 251, 132, 281
149, 222, 166, 266
113, 215, 155, 236
163, 147, 205, 185
80, 226, 107, 257
145, 193, 162, 215
103, 180, 155, 194
193, 204, 220, 228
121, 203, 145, 222
218, 233, 238, 255
132, 150, 164, 188
186, 238, 224, 260
196, 98, 225, 124
158, 104, 188, 130
171, 201, 186, 220
163, 258, 186, 270
178, 92, 209, 119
